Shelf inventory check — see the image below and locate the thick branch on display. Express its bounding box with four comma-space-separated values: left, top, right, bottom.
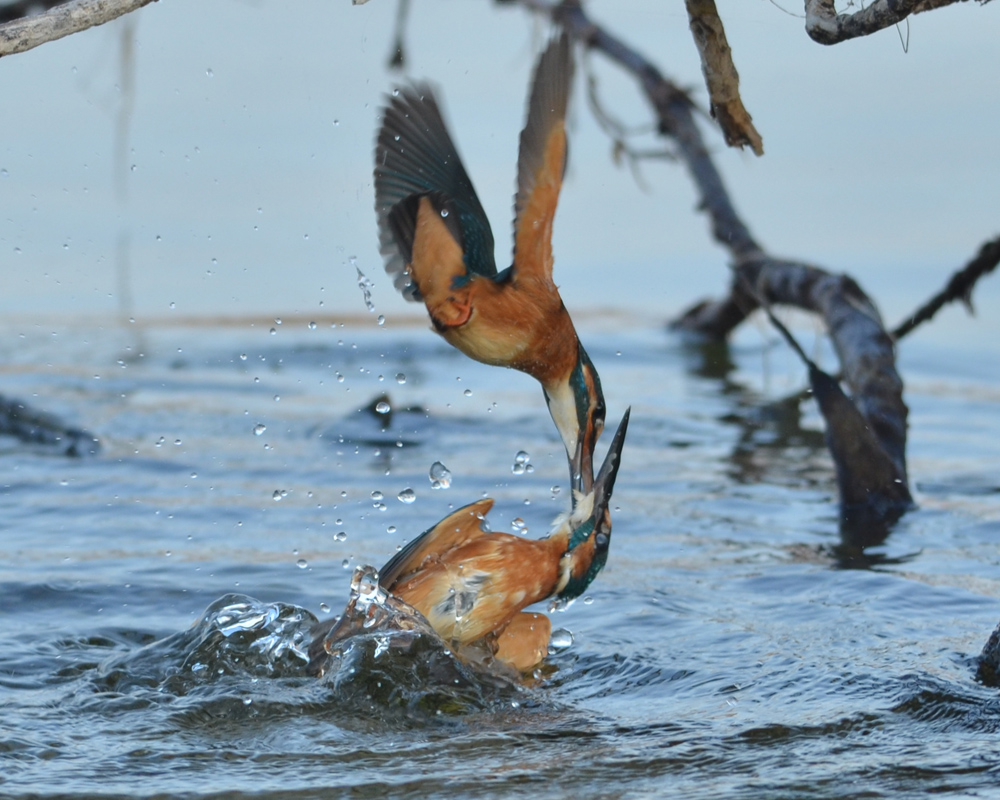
684, 0, 763, 156
892, 233, 1000, 341
804, 0, 991, 45
0, 0, 156, 58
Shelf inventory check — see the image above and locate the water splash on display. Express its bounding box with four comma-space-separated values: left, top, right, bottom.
354, 259, 375, 312
307, 566, 528, 712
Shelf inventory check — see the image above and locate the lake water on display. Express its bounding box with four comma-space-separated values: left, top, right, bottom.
2, 312, 1000, 798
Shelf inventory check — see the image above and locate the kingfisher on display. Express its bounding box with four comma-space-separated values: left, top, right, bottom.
373, 33, 606, 496
309, 408, 629, 674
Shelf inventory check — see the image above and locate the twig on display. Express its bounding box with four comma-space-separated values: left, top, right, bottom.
387, 0, 410, 70
684, 0, 763, 155
892, 234, 1000, 341
0, 0, 156, 58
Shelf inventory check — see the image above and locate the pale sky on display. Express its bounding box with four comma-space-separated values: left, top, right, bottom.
0, 0, 997, 328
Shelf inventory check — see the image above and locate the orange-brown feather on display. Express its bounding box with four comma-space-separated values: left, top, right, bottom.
407, 196, 474, 329
391, 531, 567, 646
512, 122, 566, 285
494, 612, 552, 672
404, 195, 582, 387
380, 498, 494, 588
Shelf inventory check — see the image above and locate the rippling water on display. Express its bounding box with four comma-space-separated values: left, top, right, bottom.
2, 315, 1000, 799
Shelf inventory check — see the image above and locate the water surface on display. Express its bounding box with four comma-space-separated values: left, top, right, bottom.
2, 315, 999, 798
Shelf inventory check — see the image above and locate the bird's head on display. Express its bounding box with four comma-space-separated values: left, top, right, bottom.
554, 407, 629, 603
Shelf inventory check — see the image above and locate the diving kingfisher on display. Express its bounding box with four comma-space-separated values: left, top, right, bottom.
308, 409, 629, 674
373, 33, 606, 496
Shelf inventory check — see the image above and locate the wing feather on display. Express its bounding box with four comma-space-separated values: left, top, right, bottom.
374, 85, 497, 299
378, 498, 495, 589
511, 33, 574, 280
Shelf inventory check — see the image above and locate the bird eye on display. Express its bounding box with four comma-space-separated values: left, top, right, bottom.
595, 533, 609, 549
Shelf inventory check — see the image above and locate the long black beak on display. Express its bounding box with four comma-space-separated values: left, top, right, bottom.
557, 407, 630, 602
592, 407, 630, 538
566, 350, 607, 497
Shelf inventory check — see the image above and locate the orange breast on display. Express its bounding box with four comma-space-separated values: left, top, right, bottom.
441, 274, 581, 388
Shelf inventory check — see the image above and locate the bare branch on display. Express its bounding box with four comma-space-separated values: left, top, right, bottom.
0, 0, 156, 59
892, 233, 1000, 341
804, 0, 991, 45
684, 0, 763, 155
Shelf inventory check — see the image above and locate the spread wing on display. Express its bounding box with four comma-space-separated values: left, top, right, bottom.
374, 84, 497, 301
511, 33, 574, 282
378, 498, 495, 589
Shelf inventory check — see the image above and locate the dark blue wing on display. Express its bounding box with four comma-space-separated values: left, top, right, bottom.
374, 84, 497, 300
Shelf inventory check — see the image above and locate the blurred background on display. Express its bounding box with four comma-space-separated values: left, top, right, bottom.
0, 0, 997, 332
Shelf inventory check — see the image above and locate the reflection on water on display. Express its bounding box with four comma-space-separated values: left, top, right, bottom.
1, 318, 1000, 798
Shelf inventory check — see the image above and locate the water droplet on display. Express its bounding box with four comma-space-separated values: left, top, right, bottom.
342, 558, 351, 569
512, 450, 531, 475
206, 67, 214, 77
375, 400, 390, 414
336, 372, 345, 383
269, 327, 276, 335
386, 525, 396, 534
169, 301, 176, 310
155, 436, 165, 447
0, 168, 7, 178
334, 531, 347, 542
397, 488, 416, 504
253, 423, 266, 436
550, 485, 561, 498
583, 596, 594, 605
239, 353, 247, 361
549, 628, 574, 652
174, 439, 182, 446
429, 461, 452, 490
511, 517, 527, 533
371, 490, 384, 502
463, 388, 472, 397
308, 321, 317, 330
377, 315, 385, 326
273, 490, 287, 501
395, 372, 406, 384
440, 209, 449, 218
319, 602, 331, 613
296, 558, 308, 569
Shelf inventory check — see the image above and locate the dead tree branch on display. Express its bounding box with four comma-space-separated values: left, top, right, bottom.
0, 0, 155, 58
503, 0, 912, 530
804, 0, 993, 45
684, 0, 763, 155
892, 233, 1000, 341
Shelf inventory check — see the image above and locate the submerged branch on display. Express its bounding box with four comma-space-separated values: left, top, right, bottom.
0, 0, 155, 58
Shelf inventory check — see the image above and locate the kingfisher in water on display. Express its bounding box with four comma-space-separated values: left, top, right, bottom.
373, 33, 606, 496
309, 409, 629, 675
